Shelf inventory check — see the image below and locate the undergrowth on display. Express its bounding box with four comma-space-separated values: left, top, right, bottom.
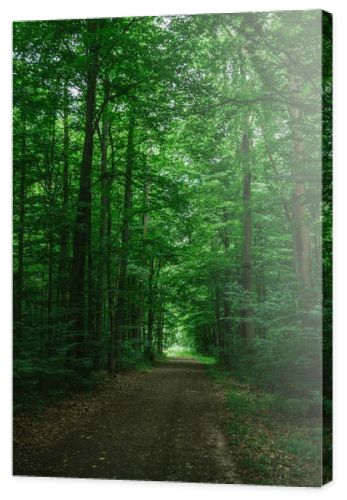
14, 349, 165, 415
206, 365, 327, 487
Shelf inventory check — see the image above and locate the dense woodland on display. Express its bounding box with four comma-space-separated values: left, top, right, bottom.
13, 9, 331, 435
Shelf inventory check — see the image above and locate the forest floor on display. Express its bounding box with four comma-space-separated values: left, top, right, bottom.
13, 357, 240, 483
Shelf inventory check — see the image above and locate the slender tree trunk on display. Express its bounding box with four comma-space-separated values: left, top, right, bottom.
219, 215, 232, 358
223, 287, 231, 339
128, 276, 142, 341
40, 271, 45, 354
137, 162, 151, 346
87, 232, 94, 356
213, 279, 222, 349
47, 229, 54, 348
110, 109, 135, 372
106, 176, 116, 371
147, 258, 161, 358
69, 20, 99, 362
146, 257, 155, 358
58, 82, 70, 313
155, 291, 165, 354
94, 80, 110, 369
106, 124, 117, 371
240, 124, 254, 343
254, 224, 267, 338
47, 117, 56, 344
288, 71, 312, 314
14, 116, 27, 339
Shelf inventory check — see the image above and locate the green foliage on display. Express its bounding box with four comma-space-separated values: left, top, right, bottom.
13, 11, 331, 480
118, 339, 154, 371
13, 349, 100, 413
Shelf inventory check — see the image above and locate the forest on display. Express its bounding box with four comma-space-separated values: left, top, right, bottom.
13, 10, 332, 485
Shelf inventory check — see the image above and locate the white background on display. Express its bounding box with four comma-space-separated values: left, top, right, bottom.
1, 0, 346, 498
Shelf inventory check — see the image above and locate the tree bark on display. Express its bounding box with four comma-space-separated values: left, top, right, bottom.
213, 278, 222, 349
14, 116, 27, 339
288, 70, 312, 315
69, 20, 99, 362
47, 116, 56, 340
146, 257, 155, 358
106, 137, 116, 371
155, 290, 165, 354
58, 82, 70, 313
289, 76, 312, 314
110, 109, 135, 371
240, 125, 254, 343
94, 80, 110, 369
147, 258, 161, 358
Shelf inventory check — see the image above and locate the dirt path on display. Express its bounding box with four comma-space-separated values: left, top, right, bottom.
13, 357, 239, 483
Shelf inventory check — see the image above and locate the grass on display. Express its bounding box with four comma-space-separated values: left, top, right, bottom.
206, 365, 324, 487
165, 346, 217, 365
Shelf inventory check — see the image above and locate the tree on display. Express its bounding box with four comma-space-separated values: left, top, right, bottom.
69, 19, 100, 362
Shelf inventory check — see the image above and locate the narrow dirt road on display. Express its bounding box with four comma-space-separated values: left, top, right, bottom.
14, 358, 239, 483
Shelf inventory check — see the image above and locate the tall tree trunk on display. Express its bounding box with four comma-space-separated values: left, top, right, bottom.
14, 116, 27, 340
69, 20, 99, 362
146, 257, 155, 358
58, 82, 70, 313
106, 124, 117, 371
254, 225, 267, 338
94, 80, 110, 369
240, 124, 254, 343
147, 257, 161, 358
87, 232, 94, 357
137, 162, 151, 345
155, 290, 165, 354
106, 124, 117, 372
129, 277, 142, 341
110, 109, 135, 372
106, 167, 116, 371
47, 116, 56, 344
218, 218, 232, 359
288, 70, 312, 315
213, 278, 222, 350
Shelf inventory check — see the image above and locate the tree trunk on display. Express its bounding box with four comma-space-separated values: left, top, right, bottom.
47, 116, 56, 344
240, 125, 254, 343
155, 290, 165, 354
146, 257, 155, 358
106, 123, 117, 371
254, 224, 267, 338
94, 80, 110, 369
147, 258, 161, 358
87, 231, 94, 357
288, 70, 312, 315
106, 158, 116, 372
220, 217, 232, 344
14, 116, 27, 339
110, 109, 135, 372
69, 20, 99, 362
58, 82, 70, 313
213, 278, 222, 349
137, 162, 151, 345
